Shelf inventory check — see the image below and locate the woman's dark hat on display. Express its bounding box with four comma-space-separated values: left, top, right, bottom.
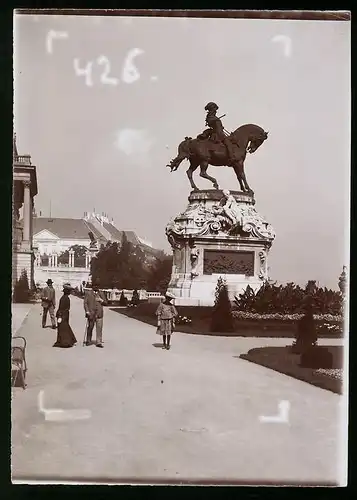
46, 279, 53, 285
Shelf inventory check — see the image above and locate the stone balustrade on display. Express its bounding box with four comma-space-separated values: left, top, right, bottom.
14, 154, 32, 165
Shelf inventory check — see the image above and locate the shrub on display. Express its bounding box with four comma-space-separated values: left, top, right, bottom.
13, 269, 30, 303
131, 289, 140, 306
234, 281, 343, 316
292, 305, 318, 354
211, 277, 234, 333
119, 291, 128, 306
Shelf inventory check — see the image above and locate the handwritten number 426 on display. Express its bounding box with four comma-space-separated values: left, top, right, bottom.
73, 49, 144, 87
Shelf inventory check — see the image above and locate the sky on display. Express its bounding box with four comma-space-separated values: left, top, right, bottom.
14, 13, 350, 289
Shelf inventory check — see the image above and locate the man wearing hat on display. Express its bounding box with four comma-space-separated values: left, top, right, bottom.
204, 101, 236, 163
41, 279, 56, 329
83, 281, 107, 348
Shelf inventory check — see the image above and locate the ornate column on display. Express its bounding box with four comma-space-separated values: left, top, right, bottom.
22, 180, 31, 247
69, 250, 74, 268
30, 198, 35, 248
53, 252, 58, 268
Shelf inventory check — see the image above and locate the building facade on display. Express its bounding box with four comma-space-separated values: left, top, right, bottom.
12, 134, 38, 293
33, 212, 161, 288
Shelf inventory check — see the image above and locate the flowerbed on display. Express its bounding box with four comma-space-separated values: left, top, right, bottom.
232, 311, 343, 322
176, 315, 192, 325
113, 303, 344, 338
315, 368, 343, 381
239, 346, 344, 394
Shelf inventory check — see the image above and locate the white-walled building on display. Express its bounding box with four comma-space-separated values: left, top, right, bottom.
12, 135, 38, 293
32, 212, 161, 288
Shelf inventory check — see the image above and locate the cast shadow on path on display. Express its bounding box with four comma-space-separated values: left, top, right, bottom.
152, 343, 164, 348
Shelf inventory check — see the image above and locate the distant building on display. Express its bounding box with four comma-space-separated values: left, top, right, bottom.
12, 134, 38, 294
32, 212, 161, 288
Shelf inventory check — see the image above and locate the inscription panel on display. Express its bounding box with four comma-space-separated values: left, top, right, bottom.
203, 250, 255, 276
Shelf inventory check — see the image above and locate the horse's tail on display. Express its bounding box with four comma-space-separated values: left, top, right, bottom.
166, 137, 192, 172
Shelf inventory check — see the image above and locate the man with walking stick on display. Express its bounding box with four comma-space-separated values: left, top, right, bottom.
83, 281, 107, 348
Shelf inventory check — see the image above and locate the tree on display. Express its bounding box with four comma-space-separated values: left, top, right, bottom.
58, 245, 88, 267
90, 235, 150, 289
147, 254, 173, 293
13, 269, 30, 303
211, 277, 234, 332
91, 241, 121, 288
234, 285, 256, 311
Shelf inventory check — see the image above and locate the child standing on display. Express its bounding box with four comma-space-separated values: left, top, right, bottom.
156, 292, 178, 350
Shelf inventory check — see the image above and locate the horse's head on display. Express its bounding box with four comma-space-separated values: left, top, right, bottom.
247, 130, 269, 154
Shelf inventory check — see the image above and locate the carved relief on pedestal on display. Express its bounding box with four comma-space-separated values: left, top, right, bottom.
203, 250, 255, 276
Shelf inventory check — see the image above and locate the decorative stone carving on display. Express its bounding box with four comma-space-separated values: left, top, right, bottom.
258, 249, 268, 280
165, 190, 276, 306
239, 205, 276, 240
166, 190, 275, 247
190, 245, 200, 279
203, 250, 255, 276
88, 231, 99, 250
165, 218, 186, 249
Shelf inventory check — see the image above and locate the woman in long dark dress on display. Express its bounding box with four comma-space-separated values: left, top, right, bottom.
53, 285, 77, 348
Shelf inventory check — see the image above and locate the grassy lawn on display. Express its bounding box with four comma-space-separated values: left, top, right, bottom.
112, 303, 343, 339
239, 345, 343, 395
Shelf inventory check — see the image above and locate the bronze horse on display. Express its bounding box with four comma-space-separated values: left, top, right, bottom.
167, 124, 268, 192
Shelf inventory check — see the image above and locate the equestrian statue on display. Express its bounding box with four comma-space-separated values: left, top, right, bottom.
166, 102, 268, 193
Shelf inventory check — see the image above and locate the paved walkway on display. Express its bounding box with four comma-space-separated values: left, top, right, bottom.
11, 297, 346, 485
12, 303, 34, 335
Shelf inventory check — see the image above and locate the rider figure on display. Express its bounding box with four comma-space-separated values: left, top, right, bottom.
204, 102, 236, 162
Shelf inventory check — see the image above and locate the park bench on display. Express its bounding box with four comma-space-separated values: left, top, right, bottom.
11, 336, 27, 389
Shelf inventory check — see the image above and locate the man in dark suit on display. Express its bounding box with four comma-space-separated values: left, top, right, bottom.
83, 282, 107, 348
41, 279, 56, 329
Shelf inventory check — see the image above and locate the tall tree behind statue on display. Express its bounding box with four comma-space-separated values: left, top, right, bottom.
90, 234, 150, 289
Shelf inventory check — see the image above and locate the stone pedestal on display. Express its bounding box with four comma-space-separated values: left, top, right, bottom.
165, 189, 276, 306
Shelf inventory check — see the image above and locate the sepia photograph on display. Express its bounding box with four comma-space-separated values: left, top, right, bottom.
11, 9, 350, 486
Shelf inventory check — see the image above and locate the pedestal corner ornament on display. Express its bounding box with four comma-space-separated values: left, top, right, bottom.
165, 189, 276, 306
